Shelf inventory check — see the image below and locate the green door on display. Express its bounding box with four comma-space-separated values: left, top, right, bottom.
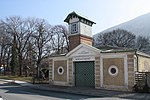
75, 61, 95, 87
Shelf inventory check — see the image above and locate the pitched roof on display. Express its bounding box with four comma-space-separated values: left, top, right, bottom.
64, 11, 96, 24
66, 43, 100, 57
97, 46, 136, 53
101, 48, 136, 53
136, 51, 150, 58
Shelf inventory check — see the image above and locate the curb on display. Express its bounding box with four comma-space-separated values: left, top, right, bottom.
0, 79, 18, 84
27, 84, 125, 97
29, 85, 106, 97
0, 79, 129, 97
1, 79, 150, 99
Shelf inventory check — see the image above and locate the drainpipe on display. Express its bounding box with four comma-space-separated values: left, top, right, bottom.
134, 50, 139, 72
134, 50, 138, 85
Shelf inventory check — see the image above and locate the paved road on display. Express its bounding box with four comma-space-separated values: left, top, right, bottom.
0, 81, 133, 100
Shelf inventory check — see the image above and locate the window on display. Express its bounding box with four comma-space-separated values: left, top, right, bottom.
111, 68, 116, 74
108, 65, 118, 76
71, 23, 78, 34
57, 66, 64, 75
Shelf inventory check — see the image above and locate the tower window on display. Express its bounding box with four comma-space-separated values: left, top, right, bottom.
71, 23, 78, 34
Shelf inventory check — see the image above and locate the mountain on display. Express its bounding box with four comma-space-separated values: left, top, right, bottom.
95, 12, 150, 37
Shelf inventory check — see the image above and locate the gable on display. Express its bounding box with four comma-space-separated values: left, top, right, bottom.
66, 44, 100, 57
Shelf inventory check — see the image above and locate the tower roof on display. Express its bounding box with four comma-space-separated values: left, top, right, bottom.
64, 11, 96, 24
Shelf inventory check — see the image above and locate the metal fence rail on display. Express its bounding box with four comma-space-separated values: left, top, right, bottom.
134, 72, 150, 92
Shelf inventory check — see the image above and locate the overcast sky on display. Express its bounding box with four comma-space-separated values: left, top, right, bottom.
0, 0, 150, 35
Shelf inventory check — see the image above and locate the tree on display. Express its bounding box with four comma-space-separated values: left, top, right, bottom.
0, 21, 12, 75
10, 35, 18, 76
15, 18, 36, 76
0, 16, 69, 76
135, 36, 150, 54
2, 17, 37, 76
51, 25, 69, 54
32, 19, 53, 78
1, 16, 22, 75
95, 29, 136, 48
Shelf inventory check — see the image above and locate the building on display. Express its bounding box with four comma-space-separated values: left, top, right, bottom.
48, 12, 150, 91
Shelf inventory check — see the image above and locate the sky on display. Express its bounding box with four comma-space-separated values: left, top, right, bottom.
0, 0, 150, 35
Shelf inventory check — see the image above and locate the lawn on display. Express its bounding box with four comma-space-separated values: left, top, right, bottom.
0, 75, 32, 83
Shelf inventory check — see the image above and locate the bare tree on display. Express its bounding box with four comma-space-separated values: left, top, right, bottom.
0, 22, 12, 75
31, 19, 53, 78
95, 29, 136, 48
136, 36, 150, 54
16, 18, 36, 76
51, 25, 69, 54
0, 16, 69, 77
1, 16, 36, 76
1, 16, 22, 75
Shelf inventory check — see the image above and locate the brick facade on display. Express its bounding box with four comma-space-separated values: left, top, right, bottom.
49, 59, 53, 84
68, 58, 73, 85
68, 34, 92, 51
103, 58, 124, 86
95, 56, 101, 88
127, 54, 135, 90
54, 60, 67, 82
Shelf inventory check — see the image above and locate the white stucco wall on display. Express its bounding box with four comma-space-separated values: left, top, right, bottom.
79, 22, 92, 37
68, 17, 92, 37
69, 17, 79, 23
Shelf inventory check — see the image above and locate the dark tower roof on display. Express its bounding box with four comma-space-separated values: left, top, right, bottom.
64, 11, 96, 25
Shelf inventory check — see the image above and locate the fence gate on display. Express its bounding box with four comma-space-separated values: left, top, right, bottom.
75, 61, 95, 87
135, 72, 150, 88
147, 73, 150, 87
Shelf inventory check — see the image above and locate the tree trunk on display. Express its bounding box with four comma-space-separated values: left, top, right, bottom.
18, 54, 23, 76
36, 60, 41, 78
10, 36, 18, 76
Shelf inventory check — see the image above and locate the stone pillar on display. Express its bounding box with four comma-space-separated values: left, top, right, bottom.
95, 56, 101, 88
49, 59, 53, 85
127, 54, 135, 90
68, 58, 73, 86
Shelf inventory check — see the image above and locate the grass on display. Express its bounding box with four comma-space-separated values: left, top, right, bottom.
0, 75, 32, 83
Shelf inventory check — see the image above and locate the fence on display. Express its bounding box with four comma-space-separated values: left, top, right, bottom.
134, 72, 150, 92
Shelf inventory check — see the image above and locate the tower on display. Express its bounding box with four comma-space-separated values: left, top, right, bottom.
64, 11, 96, 51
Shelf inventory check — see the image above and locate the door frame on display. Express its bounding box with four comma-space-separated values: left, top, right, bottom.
73, 61, 95, 87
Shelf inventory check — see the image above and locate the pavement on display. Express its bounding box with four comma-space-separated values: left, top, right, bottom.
0, 79, 150, 100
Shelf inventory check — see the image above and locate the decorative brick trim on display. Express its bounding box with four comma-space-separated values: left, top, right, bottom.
95, 56, 100, 88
